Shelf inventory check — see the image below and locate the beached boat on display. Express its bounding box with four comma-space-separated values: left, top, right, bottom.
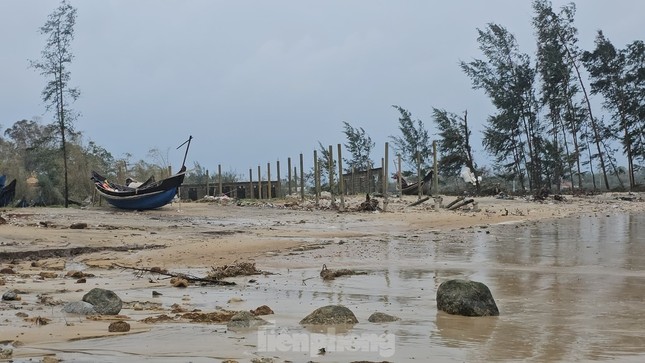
0, 176, 17, 207
91, 166, 186, 210
392, 170, 434, 195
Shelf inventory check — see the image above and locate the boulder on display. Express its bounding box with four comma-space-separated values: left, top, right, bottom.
82, 288, 123, 315
368, 312, 400, 323
300, 305, 358, 325
436, 279, 499, 317
226, 311, 269, 329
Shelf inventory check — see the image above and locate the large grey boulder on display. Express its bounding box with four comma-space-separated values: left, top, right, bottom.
436, 279, 499, 317
300, 305, 358, 325
82, 288, 123, 315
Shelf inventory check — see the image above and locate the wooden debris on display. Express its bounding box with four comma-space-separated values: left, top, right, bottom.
448, 198, 474, 211
207, 261, 265, 280
408, 196, 430, 207
319, 264, 367, 281
113, 264, 236, 286
445, 196, 465, 209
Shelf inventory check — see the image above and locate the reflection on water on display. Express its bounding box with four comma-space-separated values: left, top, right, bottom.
27, 213, 645, 362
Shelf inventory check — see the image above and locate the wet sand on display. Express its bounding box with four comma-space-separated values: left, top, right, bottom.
1, 193, 644, 362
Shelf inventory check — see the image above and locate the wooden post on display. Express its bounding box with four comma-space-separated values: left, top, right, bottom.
417, 152, 422, 200
276, 160, 281, 198
257, 165, 262, 199
314, 150, 319, 206
218, 164, 222, 196
287, 157, 292, 196
249, 168, 253, 199
384, 142, 389, 212
328, 145, 334, 204
433, 140, 438, 195
398, 154, 402, 200
337, 144, 344, 211
299, 153, 305, 202
267, 162, 272, 199
206, 169, 210, 197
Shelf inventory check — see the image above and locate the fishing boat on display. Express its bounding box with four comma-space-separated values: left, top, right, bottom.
392, 170, 434, 196
0, 176, 17, 207
91, 166, 186, 210
91, 136, 192, 210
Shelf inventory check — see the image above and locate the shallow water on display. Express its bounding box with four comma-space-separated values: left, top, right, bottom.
15, 212, 645, 362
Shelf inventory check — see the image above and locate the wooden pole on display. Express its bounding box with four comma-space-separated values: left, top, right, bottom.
257, 165, 262, 199
206, 169, 210, 197
417, 152, 422, 199
287, 157, 292, 196
249, 168, 253, 199
384, 142, 389, 212
276, 160, 281, 198
267, 162, 272, 199
218, 164, 222, 196
299, 153, 305, 202
337, 144, 344, 211
328, 145, 334, 204
398, 154, 402, 200
314, 150, 320, 206
433, 140, 438, 195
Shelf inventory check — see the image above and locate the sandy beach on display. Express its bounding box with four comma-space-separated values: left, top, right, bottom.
1, 192, 644, 362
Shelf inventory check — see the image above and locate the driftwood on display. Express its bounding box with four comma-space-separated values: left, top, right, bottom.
448, 198, 475, 211
319, 264, 367, 281
113, 263, 236, 286
445, 196, 465, 209
408, 196, 430, 207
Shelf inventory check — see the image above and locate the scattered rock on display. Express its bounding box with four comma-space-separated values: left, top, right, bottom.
367, 312, 400, 323
62, 301, 97, 315
39, 271, 58, 279
42, 355, 60, 363
0, 268, 15, 274
300, 305, 359, 325
250, 358, 274, 363
108, 320, 131, 332
2, 290, 18, 301
69, 222, 88, 229
251, 305, 274, 316
182, 310, 236, 323
227, 311, 269, 329
76, 278, 86, 283
170, 277, 189, 288
0, 348, 12, 359
82, 288, 123, 315
436, 279, 499, 317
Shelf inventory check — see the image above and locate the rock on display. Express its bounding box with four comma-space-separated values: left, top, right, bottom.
0, 348, 12, 359
170, 277, 189, 288
436, 279, 499, 317
62, 301, 97, 315
2, 290, 18, 301
82, 288, 123, 315
39, 271, 58, 279
69, 222, 88, 229
108, 321, 131, 332
250, 305, 274, 316
227, 296, 244, 303
0, 268, 15, 274
367, 312, 400, 323
300, 305, 359, 325
42, 356, 60, 363
226, 311, 269, 329
76, 278, 86, 283
0, 277, 5, 286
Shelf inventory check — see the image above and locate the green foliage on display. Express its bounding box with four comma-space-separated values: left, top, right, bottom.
342, 121, 375, 173
389, 105, 432, 172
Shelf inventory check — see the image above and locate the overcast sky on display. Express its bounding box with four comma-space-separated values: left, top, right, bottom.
1, 1, 643, 178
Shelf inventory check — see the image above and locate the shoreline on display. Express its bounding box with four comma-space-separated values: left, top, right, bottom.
1, 192, 644, 361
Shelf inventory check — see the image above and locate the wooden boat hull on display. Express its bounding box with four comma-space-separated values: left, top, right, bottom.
91, 167, 185, 210
0, 178, 16, 207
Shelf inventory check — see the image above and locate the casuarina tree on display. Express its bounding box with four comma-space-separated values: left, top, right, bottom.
30, 0, 80, 207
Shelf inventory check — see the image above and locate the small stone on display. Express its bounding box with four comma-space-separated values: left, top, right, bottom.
69, 222, 88, 229
2, 290, 18, 301
108, 321, 131, 332
250, 305, 274, 316
368, 312, 400, 323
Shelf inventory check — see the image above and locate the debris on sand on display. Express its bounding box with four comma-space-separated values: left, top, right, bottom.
319, 264, 367, 281
207, 261, 265, 280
